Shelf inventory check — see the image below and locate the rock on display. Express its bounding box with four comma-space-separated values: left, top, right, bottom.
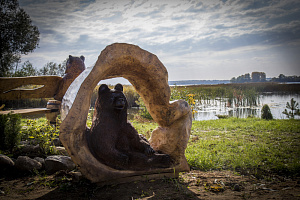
54, 146, 68, 156
15, 156, 42, 171
69, 171, 83, 182
0, 154, 14, 168
233, 184, 241, 191
17, 144, 42, 157
11, 157, 17, 163
45, 155, 75, 174
34, 157, 45, 168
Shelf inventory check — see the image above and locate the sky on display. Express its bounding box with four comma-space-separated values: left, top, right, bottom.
18, 0, 300, 83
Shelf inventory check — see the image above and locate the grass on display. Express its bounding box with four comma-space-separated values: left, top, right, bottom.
187, 118, 300, 177
18, 116, 300, 178
130, 117, 300, 178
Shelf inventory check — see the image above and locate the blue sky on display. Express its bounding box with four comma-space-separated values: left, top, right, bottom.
19, 0, 300, 82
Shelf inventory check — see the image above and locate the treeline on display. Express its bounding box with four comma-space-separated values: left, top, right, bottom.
231, 72, 300, 83
271, 74, 300, 82
230, 72, 266, 83
6, 60, 67, 77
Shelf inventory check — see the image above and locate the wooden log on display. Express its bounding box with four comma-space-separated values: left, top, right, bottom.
0, 76, 62, 100
0, 108, 51, 115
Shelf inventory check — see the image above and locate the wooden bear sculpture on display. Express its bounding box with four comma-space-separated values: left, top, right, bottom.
54, 55, 85, 100
86, 84, 172, 171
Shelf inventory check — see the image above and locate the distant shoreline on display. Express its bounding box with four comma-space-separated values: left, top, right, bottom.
168, 80, 230, 86
168, 80, 300, 86
170, 81, 300, 93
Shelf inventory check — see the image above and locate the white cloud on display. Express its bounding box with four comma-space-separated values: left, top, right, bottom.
18, 0, 300, 80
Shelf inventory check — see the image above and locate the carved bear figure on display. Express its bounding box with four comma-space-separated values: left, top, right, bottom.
54, 55, 85, 100
86, 84, 172, 171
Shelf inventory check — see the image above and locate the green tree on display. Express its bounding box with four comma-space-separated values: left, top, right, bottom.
0, 0, 39, 77
13, 60, 37, 77
230, 77, 236, 83
282, 98, 300, 119
38, 60, 66, 77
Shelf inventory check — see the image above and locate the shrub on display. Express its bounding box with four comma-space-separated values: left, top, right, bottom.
282, 98, 300, 119
261, 104, 273, 120
0, 113, 21, 151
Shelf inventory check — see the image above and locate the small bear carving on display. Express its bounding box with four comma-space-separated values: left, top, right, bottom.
54, 55, 85, 100
86, 84, 172, 171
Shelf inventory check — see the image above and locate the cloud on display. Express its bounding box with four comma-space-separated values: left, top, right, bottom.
18, 0, 300, 80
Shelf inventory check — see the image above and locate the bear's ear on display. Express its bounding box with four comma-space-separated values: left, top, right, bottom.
99, 84, 110, 94
114, 84, 123, 92
80, 55, 85, 62
68, 55, 73, 63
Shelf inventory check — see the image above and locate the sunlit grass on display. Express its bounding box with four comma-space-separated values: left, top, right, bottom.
21, 116, 300, 177
187, 118, 300, 176
129, 117, 300, 176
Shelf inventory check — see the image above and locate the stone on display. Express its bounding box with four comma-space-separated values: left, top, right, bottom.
34, 157, 45, 168
45, 155, 75, 174
0, 154, 14, 168
60, 43, 192, 183
15, 156, 42, 171
17, 144, 42, 157
54, 146, 69, 156
233, 184, 241, 191
69, 171, 83, 182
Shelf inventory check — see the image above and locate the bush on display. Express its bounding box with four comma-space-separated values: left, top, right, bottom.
261, 104, 273, 120
0, 113, 21, 151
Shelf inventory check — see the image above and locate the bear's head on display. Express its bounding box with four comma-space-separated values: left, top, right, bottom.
65, 55, 86, 74
96, 84, 128, 115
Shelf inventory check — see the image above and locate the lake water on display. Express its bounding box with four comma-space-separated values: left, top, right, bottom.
20, 94, 300, 121
192, 93, 300, 120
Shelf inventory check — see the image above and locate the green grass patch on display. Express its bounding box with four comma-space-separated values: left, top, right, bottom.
18, 116, 300, 178
131, 121, 158, 139
187, 118, 300, 176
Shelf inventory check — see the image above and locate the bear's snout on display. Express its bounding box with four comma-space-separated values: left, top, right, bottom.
114, 97, 126, 110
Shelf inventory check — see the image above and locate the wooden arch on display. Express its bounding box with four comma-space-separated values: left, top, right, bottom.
60, 43, 192, 183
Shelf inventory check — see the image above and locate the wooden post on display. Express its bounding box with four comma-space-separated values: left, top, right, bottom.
46, 100, 61, 126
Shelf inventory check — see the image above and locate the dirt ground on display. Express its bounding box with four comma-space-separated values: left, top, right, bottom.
0, 170, 299, 200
